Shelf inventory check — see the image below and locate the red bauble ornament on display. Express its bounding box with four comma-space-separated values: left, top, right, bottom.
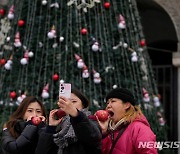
104, 2, 110, 9
95, 110, 109, 122
31, 117, 42, 126
0, 9, 5, 16
81, 28, 87, 35
0, 58, 6, 65
18, 20, 25, 27
56, 109, 66, 119
140, 39, 146, 47
10, 91, 17, 99
53, 73, 59, 81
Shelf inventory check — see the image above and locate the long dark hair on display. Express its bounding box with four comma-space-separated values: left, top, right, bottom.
71, 89, 90, 108
5, 96, 46, 138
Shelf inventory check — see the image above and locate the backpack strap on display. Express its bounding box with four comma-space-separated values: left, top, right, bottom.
109, 124, 128, 154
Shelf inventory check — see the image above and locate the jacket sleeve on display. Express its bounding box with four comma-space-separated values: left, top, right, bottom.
1, 125, 37, 153
132, 122, 158, 154
70, 111, 102, 147
34, 126, 58, 154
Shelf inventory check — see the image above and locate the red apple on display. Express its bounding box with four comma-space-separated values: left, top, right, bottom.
95, 110, 109, 122
31, 116, 42, 126
56, 109, 66, 119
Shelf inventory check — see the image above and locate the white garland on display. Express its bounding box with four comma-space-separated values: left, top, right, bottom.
67, 0, 100, 12
0, 17, 11, 46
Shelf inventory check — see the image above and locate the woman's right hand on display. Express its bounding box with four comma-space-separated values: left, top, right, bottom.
48, 109, 62, 126
96, 116, 110, 134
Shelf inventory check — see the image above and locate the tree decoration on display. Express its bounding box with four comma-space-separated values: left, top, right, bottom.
140, 39, 146, 47
74, 54, 85, 69
73, 42, 80, 48
41, 84, 50, 99
14, 32, 22, 47
17, 94, 26, 104
0, 18, 11, 46
104, 2, 110, 9
50, 2, 59, 8
18, 19, 25, 27
93, 69, 101, 84
10, 91, 17, 99
42, 0, 48, 5
142, 88, 150, 102
91, 41, 100, 52
81, 28, 87, 35
20, 50, 29, 65
4, 55, 13, 70
153, 95, 161, 107
0, 58, 6, 66
47, 25, 56, 39
28, 51, 34, 58
7, 5, 14, 20
0, 9, 5, 16
67, 0, 100, 13
59, 36, 64, 42
53, 73, 59, 81
118, 14, 126, 29
82, 66, 89, 78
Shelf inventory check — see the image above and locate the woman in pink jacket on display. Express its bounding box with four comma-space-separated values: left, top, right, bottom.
97, 88, 158, 154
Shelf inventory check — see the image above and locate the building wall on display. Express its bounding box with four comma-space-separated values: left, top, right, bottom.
154, 0, 180, 49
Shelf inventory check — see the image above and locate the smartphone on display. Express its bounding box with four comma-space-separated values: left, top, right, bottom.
59, 83, 71, 98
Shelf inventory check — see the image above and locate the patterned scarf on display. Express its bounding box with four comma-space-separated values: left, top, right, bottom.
53, 108, 91, 154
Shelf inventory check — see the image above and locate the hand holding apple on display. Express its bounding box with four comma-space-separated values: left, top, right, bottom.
95, 110, 109, 122
31, 116, 42, 126
55, 108, 66, 119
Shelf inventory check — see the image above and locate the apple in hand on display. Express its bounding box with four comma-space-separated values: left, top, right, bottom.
95, 110, 109, 122
55, 108, 66, 119
31, 116, 42, 126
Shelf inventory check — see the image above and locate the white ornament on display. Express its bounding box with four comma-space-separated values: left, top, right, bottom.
153, 96, 160, 107
6, 37, 10, 42
60, 79, 65, 84
92, 42, 99, 52
20, 58, 28, 65
48, 32, 55, 39
94, 77, 101, 84
4, 62, 11, 70
17, 94, 26, 103
123, 43, 128, 48
143, 93, 150, 102
131, 51, 138, 62
14, 41, 22, 47
52, 43, 58, 48
77, 59, 84, 69
59, 36, 64, 42
42, 0, 48, 5
113, 85, 118, 89
41, 90, 49, 99
82, 69, 89, 78
28, 51, 34, 57
8, 13, 14, 19
118, 22, 126, 29
138, 48, 143, 52
73, 42, 80, 48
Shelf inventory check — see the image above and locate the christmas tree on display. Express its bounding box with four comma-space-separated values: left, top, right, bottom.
0, 0, 168, 152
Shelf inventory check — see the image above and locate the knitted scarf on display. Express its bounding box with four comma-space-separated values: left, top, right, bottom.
53, 108, 91, 154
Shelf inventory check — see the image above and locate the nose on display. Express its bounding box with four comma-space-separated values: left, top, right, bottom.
32, 111, 38, 117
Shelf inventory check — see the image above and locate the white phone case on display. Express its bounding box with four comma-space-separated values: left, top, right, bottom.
59, 83, 71, 98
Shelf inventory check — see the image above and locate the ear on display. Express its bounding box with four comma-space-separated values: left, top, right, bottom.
124, 102, 131, 110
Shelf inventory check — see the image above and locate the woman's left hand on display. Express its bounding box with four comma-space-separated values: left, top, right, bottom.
58, 96, 78, 117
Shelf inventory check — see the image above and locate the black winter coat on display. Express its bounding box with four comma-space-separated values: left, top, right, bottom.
36, 111, 102, 154
1, 120, 46, 154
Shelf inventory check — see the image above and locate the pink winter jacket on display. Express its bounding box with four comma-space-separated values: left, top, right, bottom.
102, 115, 158, 154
